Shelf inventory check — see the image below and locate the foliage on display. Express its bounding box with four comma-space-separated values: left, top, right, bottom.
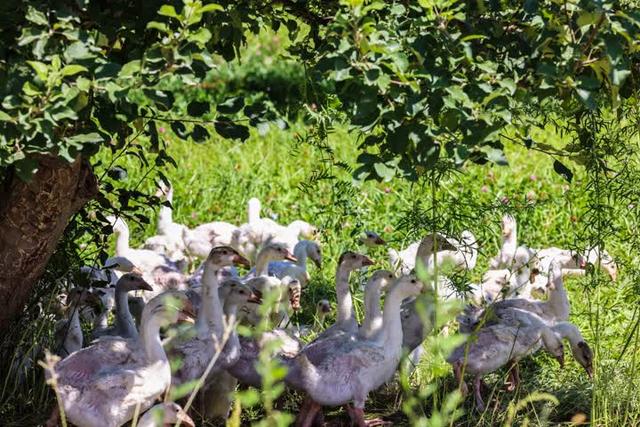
293, 0, 640, 182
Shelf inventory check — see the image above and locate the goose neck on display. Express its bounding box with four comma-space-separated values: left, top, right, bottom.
293, 242, 308, 268
378, 289, 406, 350
140, 316, 168, 364
198, 263, 224, 338
115, 287, 138, 339
335, 266, 353, 325
361, 285, 383, 338
114, 225, 130, 256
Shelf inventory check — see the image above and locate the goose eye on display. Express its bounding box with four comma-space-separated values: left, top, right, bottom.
411, 279, 417, 284
351, 255, 356, 259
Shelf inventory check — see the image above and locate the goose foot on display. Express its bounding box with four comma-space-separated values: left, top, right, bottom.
348, 407, 390, 427
46, 405, 60, 427
505, 361, 520, 392
296, 398, 322, 427
473, 375, 486, 412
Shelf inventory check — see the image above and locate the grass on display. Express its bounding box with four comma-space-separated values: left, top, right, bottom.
2, 32, 640, 427
86, 119, 640, 426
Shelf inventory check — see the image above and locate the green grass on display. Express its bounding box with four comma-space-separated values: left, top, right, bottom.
2, 30, 639, 427
84, 119, 640, 426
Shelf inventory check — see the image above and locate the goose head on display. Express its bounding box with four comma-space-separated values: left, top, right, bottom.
359, 230, 386, 247
338, 251, 375, 271
105, 215, 128, 234
154, 180, 173, 201
221, 279, 262, 306
316, 299, 331, 316
261, 242, 298, 263
540, 329, 565, 367
144, 290, 196, 326
501, 214, 516, 237
368, 269, 395, 291
571, 340, 594, 379
390, 274, 425, 299
115, 273, 154, 292
289, 220, 318, 239
307, 241, 323, 268
104, 256, 139, 273
207, 246, 250, 269
141, 402, 194, 427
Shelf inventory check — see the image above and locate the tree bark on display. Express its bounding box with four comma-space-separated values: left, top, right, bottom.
0, 155, 98, 332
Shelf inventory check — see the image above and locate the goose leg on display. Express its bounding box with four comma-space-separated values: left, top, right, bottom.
296, 399, 321, 427
474, 375, 485, 412
453, 361, 468, 395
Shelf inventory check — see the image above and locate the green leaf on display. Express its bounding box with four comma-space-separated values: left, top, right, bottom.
215, 117, 249, 141
158, 5, 179, 18
217, 97, 244, 115
22, 81, 42, 96
14, 158, 39, 181
65, 133, 104, 145
119, 60, 141, 78
187, 101, 210, 116
188, 28, 212, 44
27, 61, 48, 80
146, 21, 169, 33
61, 64, 88, 77
199, 3, 224, 13
553, 159, 573, 183
25, 7, 48, 26
64, 42, 95, 61
0, 110, 13, 122
373, 162, 395, 181
191, 124, 209, 142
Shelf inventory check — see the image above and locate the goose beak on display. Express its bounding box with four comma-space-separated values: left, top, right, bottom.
178, 301, 197, 324
362, 256, 375, 267
285, 252, 298, 263
374, 236, 386, 245
312, 257, 322, 269
233, 254, 251, 268
138, 280, 154, 292
555, 353, 565, 368
585, 365, 593, 380
247, 291, 262, 305
177, 410, 195, 427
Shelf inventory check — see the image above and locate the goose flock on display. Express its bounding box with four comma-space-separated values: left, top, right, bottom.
45, 186, 617, 426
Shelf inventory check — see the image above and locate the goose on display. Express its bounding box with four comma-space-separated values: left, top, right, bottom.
182, 220, 239, 260
584, 246, 617, 281
143, 182, 189, 263
242, 276, 301, 328
292, 299, 333, 339
392, 232, 479, 277
169, 247, 251, 389
107, 216, 180, 285
288, 274, 425, 427
46, 290, 195, 427
459, 257, 572, 333
268, 240, 322, 286
490, 214, 517, 269
54, 289, 100, 358
314, 251, 374, 340
359, 230, 386, 247
359, 270, 395, 339
447, 308, 566, 411
92, 273, 154, 339
138, 402, 195, 427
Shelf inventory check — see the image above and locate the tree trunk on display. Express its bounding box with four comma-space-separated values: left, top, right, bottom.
0, 155, 98, 332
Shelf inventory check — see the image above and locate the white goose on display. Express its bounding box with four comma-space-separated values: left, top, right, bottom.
46, 290, 195, 427
289, 275, 425, 427
143, 182, 189, 263
92, 274, 154, 339
54, 289, 100, 358
169, 247, 251, 389
358, 270, 395, 340
268, 240, 322, 286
